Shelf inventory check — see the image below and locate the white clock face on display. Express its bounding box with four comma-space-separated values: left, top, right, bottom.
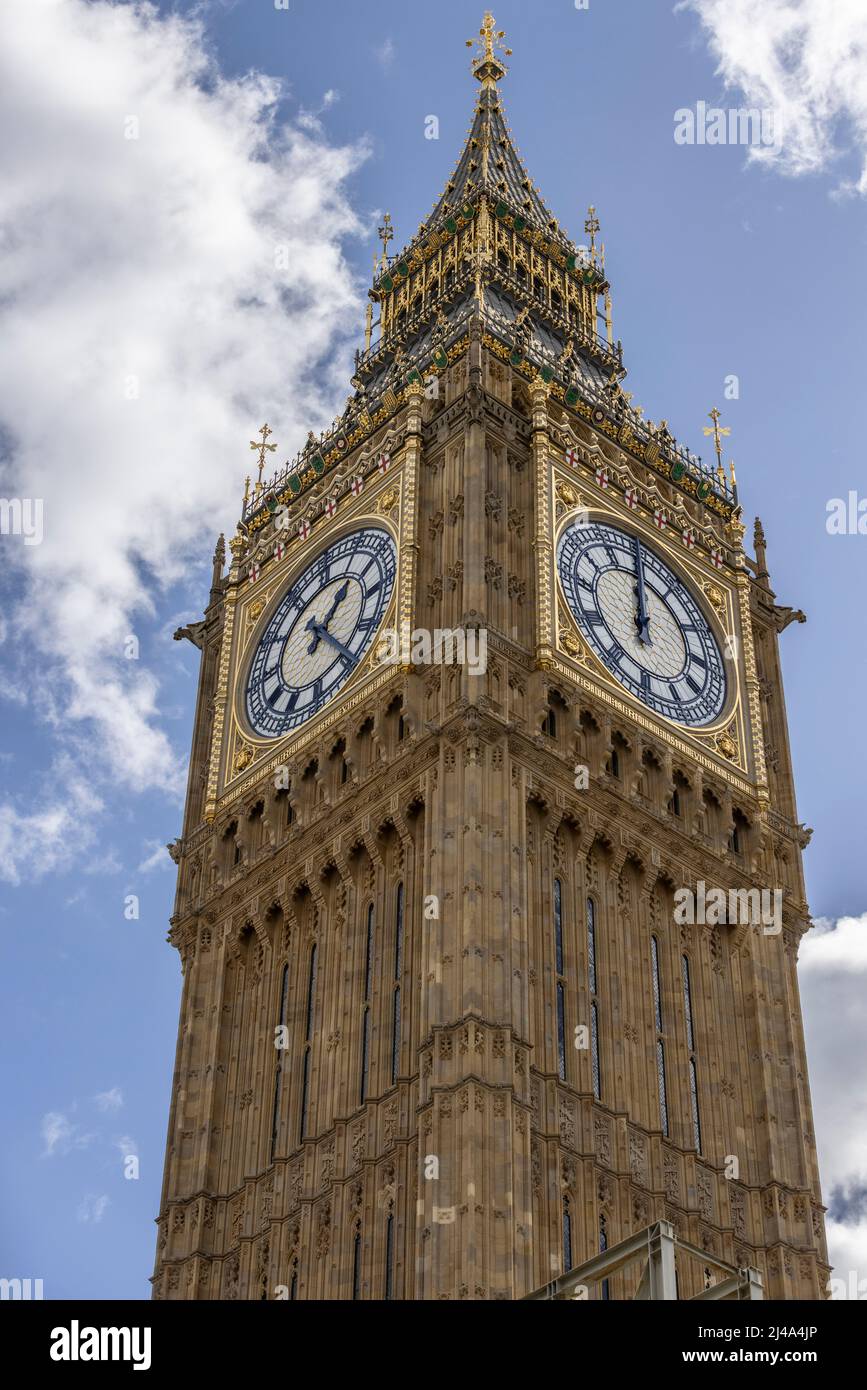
245, 527, 396, 737
557, 518, 727, 727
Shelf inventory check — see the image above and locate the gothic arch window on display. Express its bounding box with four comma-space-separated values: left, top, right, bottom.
650, 936, 669, 1138
599, 1214, 610, 1300
668, 770, 689, 819
608, 732, 628, 780
562, 1196, 573, 1273
587, 896, 601, 1100
554, 877, 567, 1081
360, 904, 374, 1103
289, 1262, 298, 1300
270, 962, 290, 1160
682, 953, 702, 1153
223, 820, 239, 869
385, 696, 404, 755
729, 808, 749, 857
542, 706, 556, 738
351, 1223, 362, 1300
391, 883, 404, 1085
280, 785, 294, 826
300, 943, 318, 1142
384, 1210, 395, 1300
329, 737, 349, 791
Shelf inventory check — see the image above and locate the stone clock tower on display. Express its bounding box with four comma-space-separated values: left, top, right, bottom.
153, 14, 828, 1300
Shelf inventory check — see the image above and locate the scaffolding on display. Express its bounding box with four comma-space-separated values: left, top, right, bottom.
523, 1221, 764, 1301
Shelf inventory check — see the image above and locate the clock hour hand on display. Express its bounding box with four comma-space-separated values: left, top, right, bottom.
321, 580, 349, 629
306, 619, 355, 663
306, 581, 350, 654
633, 537, 653, 647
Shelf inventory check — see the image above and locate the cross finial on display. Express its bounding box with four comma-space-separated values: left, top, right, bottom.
377, 212, 394, 270
702, 407, 731, 470
249, 423, 277, 490
584, 206, 601, 258
467, 12, 511, 85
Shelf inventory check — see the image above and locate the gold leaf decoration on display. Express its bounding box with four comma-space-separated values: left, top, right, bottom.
378, 488, 399, 514
556, 482, 580, 508
233, 741, 254, 773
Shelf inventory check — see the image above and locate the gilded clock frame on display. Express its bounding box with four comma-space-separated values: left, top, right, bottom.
547, 457, 759, 799
204, 472, 406, 821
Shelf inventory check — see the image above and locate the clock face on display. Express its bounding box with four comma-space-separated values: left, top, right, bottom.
245, 526, 397, 737
557, 518, 727, 727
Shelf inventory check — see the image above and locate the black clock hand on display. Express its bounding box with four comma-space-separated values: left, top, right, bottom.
307, 622, 355, 663
305, 581, 350, 654
321, 580, 349, 629
633, 537, 652, 647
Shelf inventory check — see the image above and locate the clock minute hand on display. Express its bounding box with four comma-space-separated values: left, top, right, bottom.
633, 537, 653, 647
311, 623, 355, 663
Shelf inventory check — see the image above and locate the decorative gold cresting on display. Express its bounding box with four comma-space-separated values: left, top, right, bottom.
466, 11, 511, 86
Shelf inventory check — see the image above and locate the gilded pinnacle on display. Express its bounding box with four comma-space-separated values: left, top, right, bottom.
467, 11, 511, 86
703, 406, 731, 470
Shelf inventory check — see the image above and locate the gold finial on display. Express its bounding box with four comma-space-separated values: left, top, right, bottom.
243, 475, 251, 508
584, 206, 600, 259
703, 406, 731, 470
250, 424, 277, 490
377, 212, 394, 272
466, 12, 511, 86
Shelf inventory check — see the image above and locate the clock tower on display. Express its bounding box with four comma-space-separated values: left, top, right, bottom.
154, 13, 828, 1300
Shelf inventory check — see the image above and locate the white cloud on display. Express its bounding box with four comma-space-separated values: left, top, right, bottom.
800, 911, 867, 1293
375, 38, 396, 71
0, 754, 103, 885
77, 1193, 110, 1224
40, 1110, 94, 1157
137, 840, 172, 874
681, 0, 867, 193
114, 1134, 139, 1158
93, 1087, 124, 1113
0, 0, 369, 876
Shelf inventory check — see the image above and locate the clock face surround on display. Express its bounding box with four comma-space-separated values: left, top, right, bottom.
245, 526, 397, 738
556, 517, 727, 727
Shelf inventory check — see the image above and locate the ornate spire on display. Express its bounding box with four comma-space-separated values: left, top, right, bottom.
466, 11, 511, 87
425, 19, 557, 236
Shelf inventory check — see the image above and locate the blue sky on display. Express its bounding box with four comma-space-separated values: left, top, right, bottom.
1, 0, 865, 1298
